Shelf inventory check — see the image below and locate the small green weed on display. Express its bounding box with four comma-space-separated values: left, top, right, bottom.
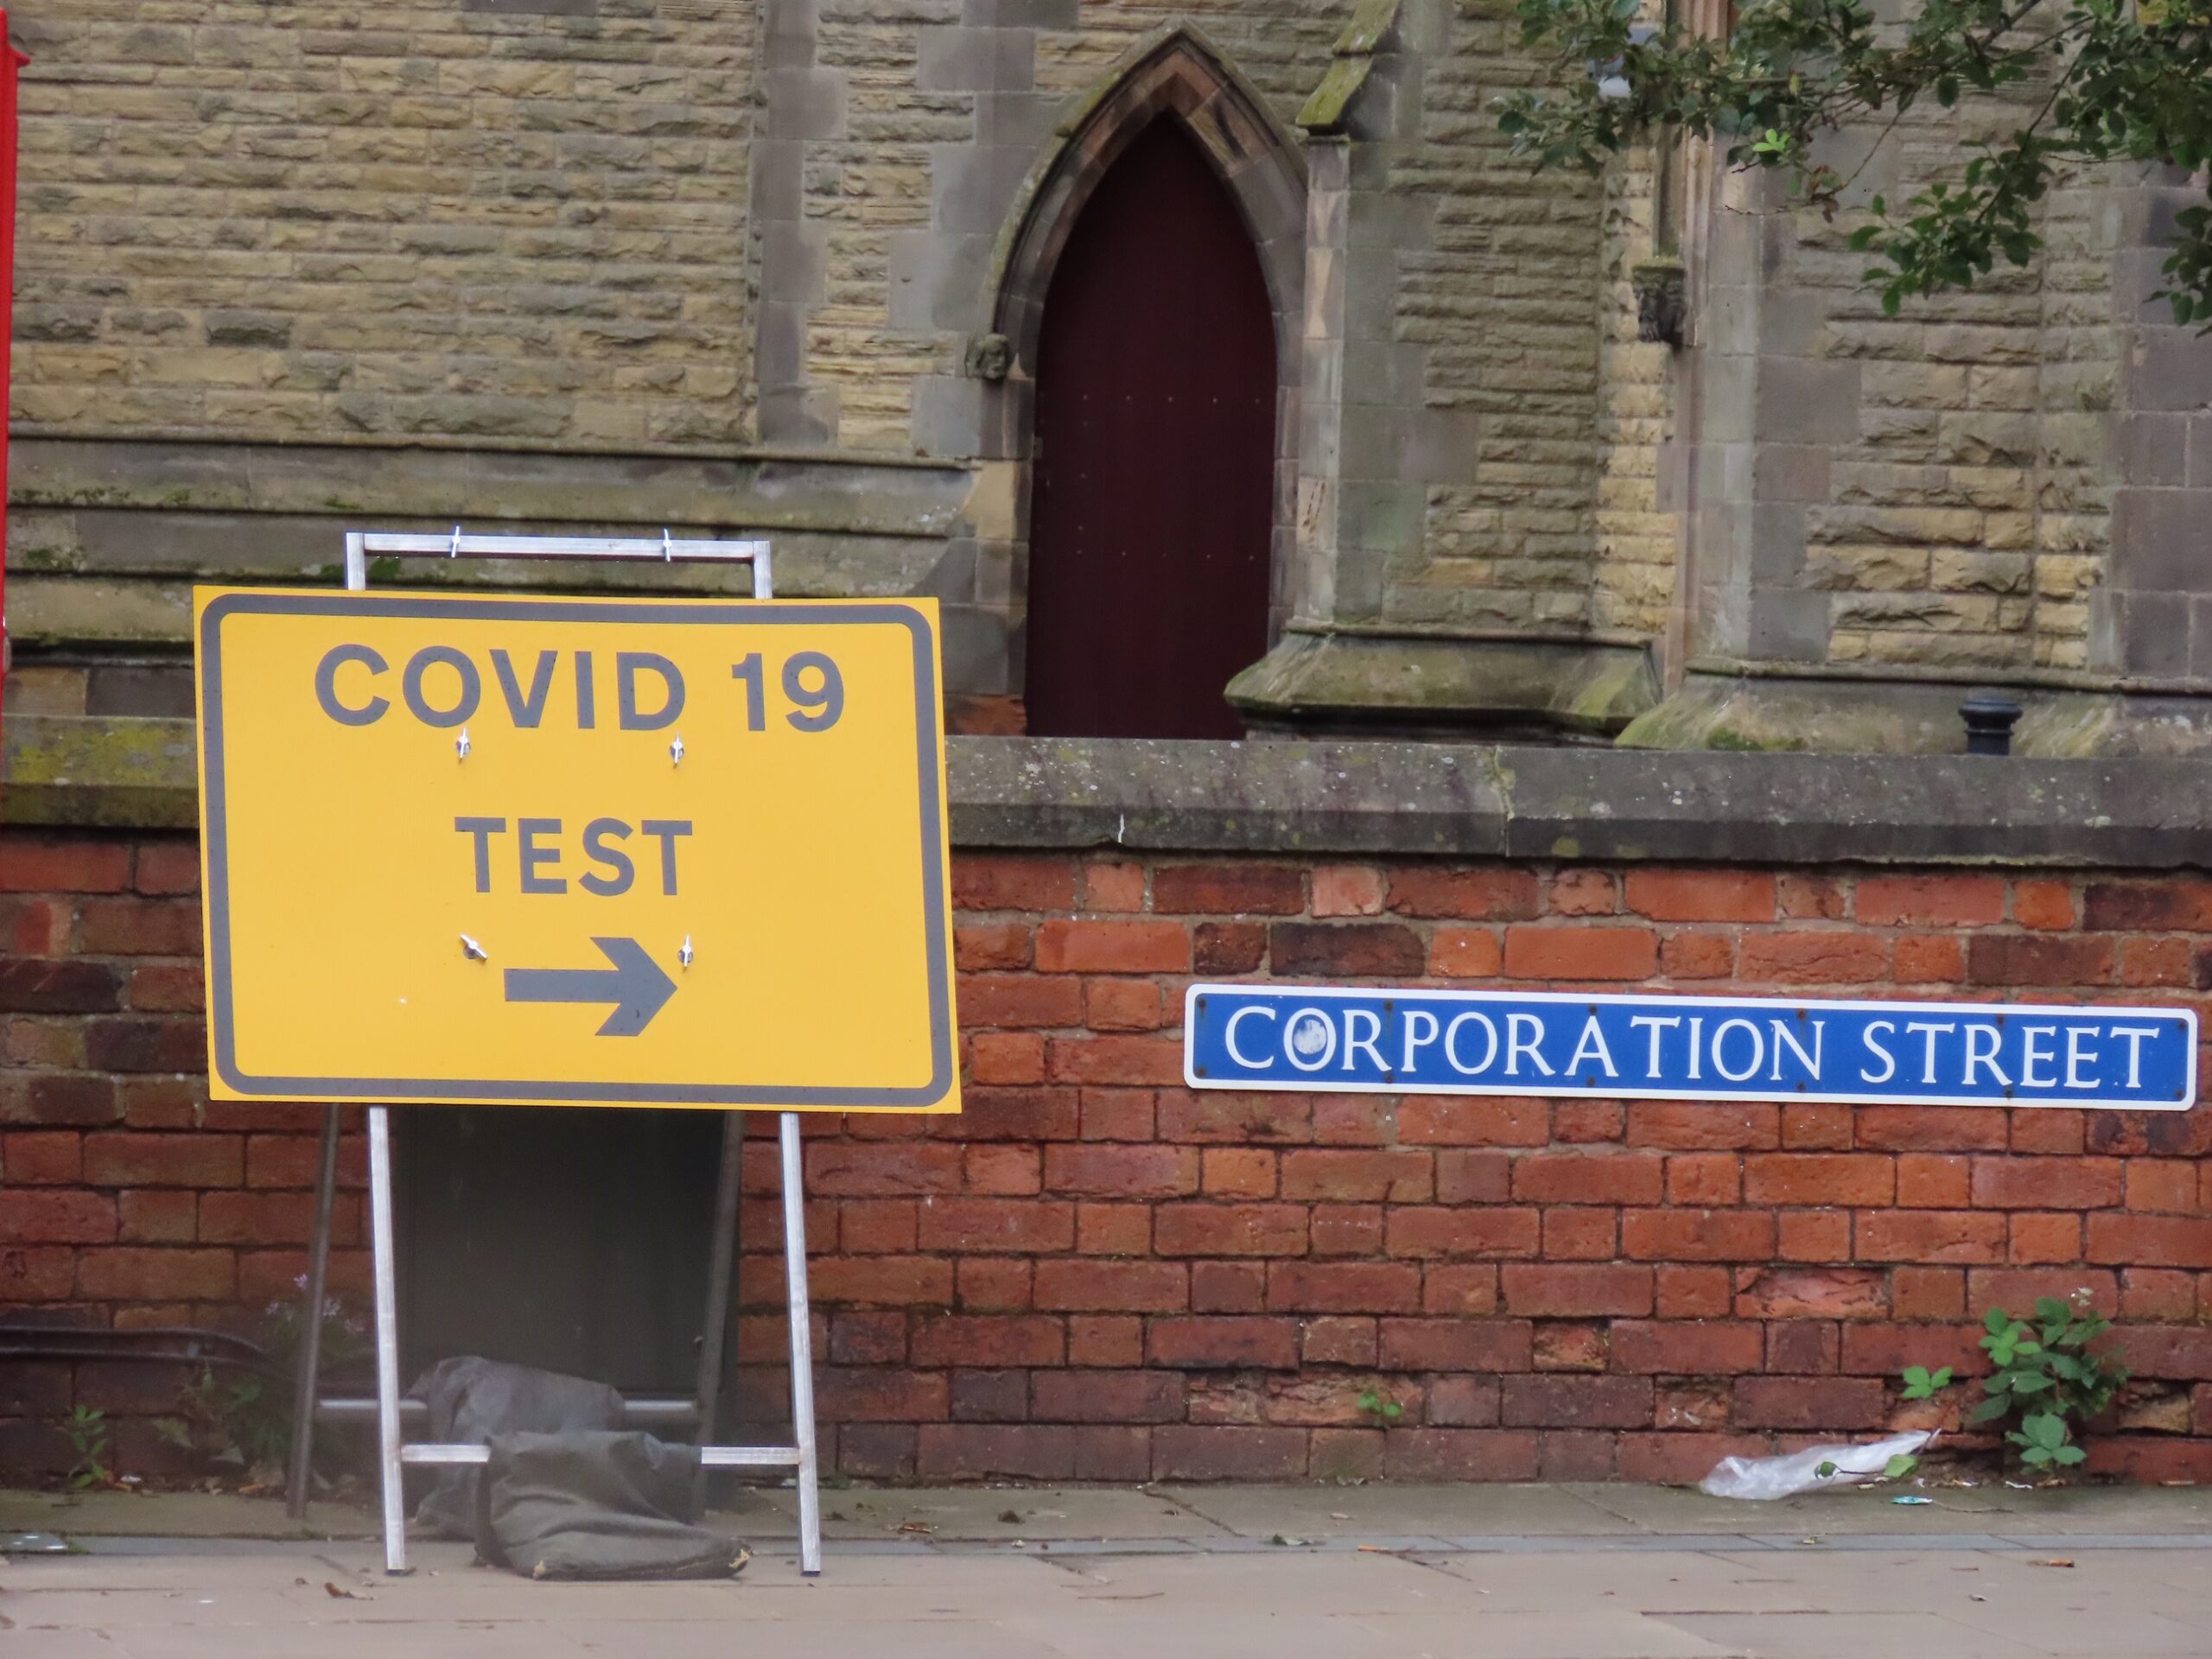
61, 1405, 111, 1491
1356, 1389, 1404, 1427
1896, 1294, 2126, 1474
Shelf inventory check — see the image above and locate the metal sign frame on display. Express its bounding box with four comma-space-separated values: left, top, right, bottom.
277, 529, 823, 1577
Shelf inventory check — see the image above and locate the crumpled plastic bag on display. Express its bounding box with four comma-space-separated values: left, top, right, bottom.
1699, 1430, 1933, 1500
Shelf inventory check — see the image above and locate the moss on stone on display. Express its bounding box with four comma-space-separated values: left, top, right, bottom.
1297, 0, 1402, 134
1229, 629, 1658, 735
1, 715, 198, 830
1296, 59, 1372, 135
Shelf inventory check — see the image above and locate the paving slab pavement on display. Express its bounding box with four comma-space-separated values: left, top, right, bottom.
4, 1483, 2207, 1657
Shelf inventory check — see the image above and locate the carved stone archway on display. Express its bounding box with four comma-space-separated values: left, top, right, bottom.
979, 29, 1309, 674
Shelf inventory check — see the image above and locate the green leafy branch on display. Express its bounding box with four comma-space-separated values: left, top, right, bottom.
1499, 0, 2212, 324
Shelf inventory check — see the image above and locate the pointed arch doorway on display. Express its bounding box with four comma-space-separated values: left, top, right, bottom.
1021, 117, 1279, 740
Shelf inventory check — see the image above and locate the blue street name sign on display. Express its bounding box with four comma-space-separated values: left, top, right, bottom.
1182, 986, 2196, 1111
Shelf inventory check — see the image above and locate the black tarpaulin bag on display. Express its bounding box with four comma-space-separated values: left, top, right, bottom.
409, 1356, 626, 1540
472, 1429, 750, 1581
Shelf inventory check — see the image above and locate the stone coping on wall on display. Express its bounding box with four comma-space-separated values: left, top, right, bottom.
4, 714, 2208, 868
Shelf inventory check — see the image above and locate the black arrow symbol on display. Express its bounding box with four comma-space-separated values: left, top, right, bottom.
504, 937, 677, 1036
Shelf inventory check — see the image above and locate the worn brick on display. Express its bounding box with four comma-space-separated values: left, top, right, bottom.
78, 1248, 234, 1301
1732, 1376, 1886, 1430
1626, 1103, 1779, 1151
1856, 1209, 2009, 1263
1735, 933, 1890, 984
1385, 868, 1541, 920
0, 961, 121, 1015
1268, 1262, 1421, 1314
2082, 880, 2212, 931
1153, 865, 1303, 915
1084, 978, 1166, 1032
1624, 870, 1774, 923
1435, 1149, 1512, 1202
1744, 1154, 1894, 1207
1034, 919, 1188, 975
1970, 1156, 2122, 1210
1500, 1263, 1653, 1317
1189, 1261, 1267, 1313
1430, 927, 1503, 977
1386, 1206, 1541, 1260
1856, 874, 2005, 927
1542, 1207, 1617, 1259
1043, 1144, 1198, 1198
807, 1143, 963, 1196
1967, 934, 2115, 986
0, 1189, 117, 1244
82, 1132, 241, 1189
2088, 1214, 2212, 1270
0, 838, 130, 893
1153, 1203, 1307, 1257
1147, 1317, 1298, 1370
1398, 1096, 1549, 1146
1661, 931, 1736, 979
1192, 922, 1267, 974
1622, 1209, 1777, 1262
912, 1314, 1064, 1368
2013, 880, 2074, 931
1611, 1320, 1765, 1375
1151, 1425, 1308, 1479
1734, 1267, 1889, 1319
1513, 1151, 1663, 1205
918, 1424, 1074, 1479
1080, 862, 1146, 913
955, 922, 1031, 971
1655, 1264, 1732, 1318
1502, 926, 1659, 980
1268, 923, 1425, 977
1311, 865, 1385, 917
1533, 1321, 1608, 1371
1856, 1107, 2009, 1152
1030, 1369, 1185, 1423
954, 855, 1076, 912
1777, 1209, 1852, 1262
2, 1131, 80, 1185
1200, 1147, 1276, 1198
1279, 1148, 1432, 1203
1666, 1153, 1741, 1206
75, 899, 201, 957
957, 974, 1083, 1028
916, 1199, 1074, 1255
1502, 1374, 1652, 1428
1046, 1036, 1184, 1086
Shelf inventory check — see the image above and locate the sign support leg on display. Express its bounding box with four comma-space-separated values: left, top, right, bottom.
283, 1105, 341, 1519
369, 1106, 410, 1575
779, 1113, 821, 1576
690, 1116, 742, 1514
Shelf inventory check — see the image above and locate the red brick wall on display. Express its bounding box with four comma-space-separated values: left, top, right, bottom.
5, 830, 2212, 1482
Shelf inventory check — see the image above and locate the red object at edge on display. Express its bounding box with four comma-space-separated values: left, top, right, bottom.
0, 14, 24, 776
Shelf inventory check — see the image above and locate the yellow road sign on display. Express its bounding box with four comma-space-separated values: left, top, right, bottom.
194, 588, 957, 1112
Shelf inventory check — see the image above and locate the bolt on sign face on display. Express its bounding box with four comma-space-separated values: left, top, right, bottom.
193, 588, 958, 1112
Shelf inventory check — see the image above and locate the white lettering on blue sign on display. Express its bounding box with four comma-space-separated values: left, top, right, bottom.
1183, 986, 2196, 1110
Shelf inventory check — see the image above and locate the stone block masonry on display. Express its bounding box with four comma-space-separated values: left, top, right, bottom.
7, 816, 2212, 1483
9, 2, 757, 448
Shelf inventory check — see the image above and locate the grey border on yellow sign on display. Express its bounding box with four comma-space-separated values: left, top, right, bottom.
197, 590, 954, 1108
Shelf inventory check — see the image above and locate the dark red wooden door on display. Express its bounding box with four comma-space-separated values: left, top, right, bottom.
1023, 118, 1277, 739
